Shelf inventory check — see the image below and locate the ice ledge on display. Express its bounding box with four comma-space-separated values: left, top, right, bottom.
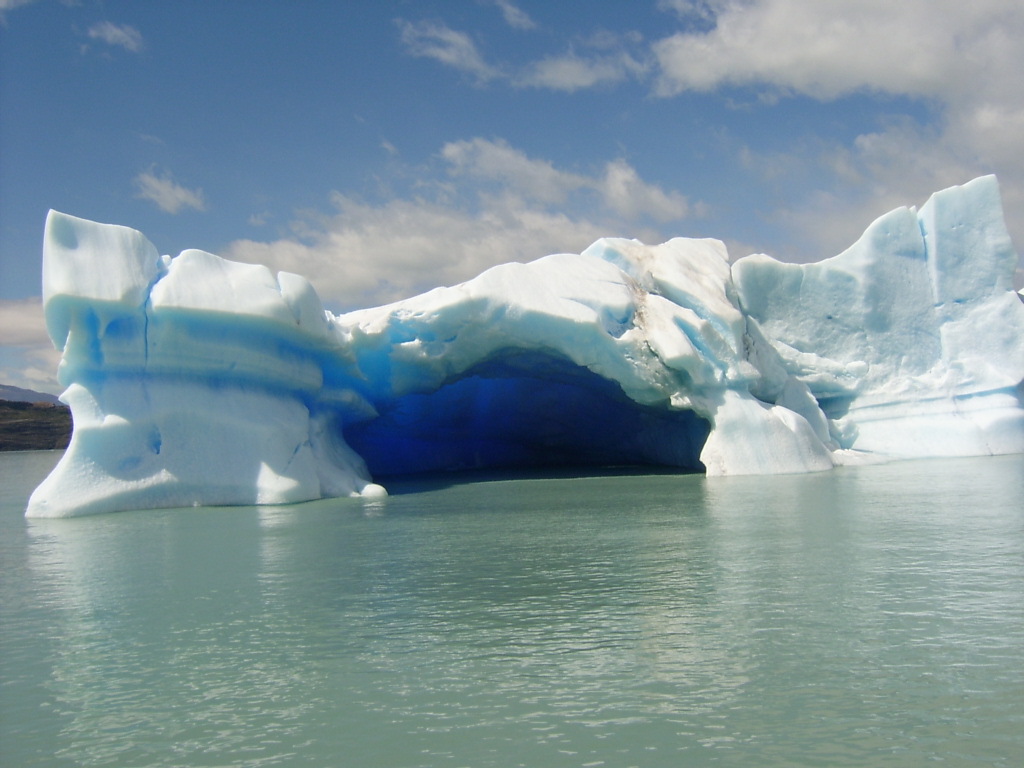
26, 176, 1024, 517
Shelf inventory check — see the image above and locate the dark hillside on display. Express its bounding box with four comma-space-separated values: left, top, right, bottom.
0, 400, 71, 451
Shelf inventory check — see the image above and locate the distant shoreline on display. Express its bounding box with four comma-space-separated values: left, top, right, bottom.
0, 400, 71, 451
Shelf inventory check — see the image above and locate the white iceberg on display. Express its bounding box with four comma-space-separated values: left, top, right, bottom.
26, 176, 1024, 517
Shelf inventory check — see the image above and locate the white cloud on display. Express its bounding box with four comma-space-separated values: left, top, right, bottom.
87, 21, 144, 53
440, 137, 587, 204
489, 0, 535, 31
134, 170, 206, 214
599, 159, 694, 222
648, 1, 1024, 173
437, 137, 697, 224
0, 345, 62, 394
399, 17, 648, 93
222, 139, 701, 310
397, 20, 499, 84
0, 297, 49, 346
652, 1, 1020, 101
226, 196, 606, 310
0, 298, 61, 395
648, 0, 1024, 270
517, 50, 646, 91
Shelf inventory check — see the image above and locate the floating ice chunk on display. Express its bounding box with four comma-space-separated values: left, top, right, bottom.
25, 176, 1024, 517
699, 389, 836, 476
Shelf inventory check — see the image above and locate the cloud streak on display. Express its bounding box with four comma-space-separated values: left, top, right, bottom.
397, 20, 500, 84
87, 21, 144, 53
399, 17, 649, 92
516, 49, 646, 91
489, 0, 536, 31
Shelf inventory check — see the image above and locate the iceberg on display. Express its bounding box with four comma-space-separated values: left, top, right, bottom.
26, 176, 1024, 517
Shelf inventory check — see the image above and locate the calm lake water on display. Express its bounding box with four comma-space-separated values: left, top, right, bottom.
2, 450, 1023, 767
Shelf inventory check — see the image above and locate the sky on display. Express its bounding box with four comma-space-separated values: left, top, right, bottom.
2, 0, 1023, 395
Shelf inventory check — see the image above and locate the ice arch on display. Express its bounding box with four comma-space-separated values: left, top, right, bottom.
346, 349, 712, 476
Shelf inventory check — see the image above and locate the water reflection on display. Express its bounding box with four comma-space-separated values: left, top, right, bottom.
4, 454, 1024, 766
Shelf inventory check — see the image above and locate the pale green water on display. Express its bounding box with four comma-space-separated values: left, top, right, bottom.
2, 451, 1023, 767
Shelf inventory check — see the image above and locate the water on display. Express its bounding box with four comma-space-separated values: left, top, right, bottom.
2, 451, 1023, 767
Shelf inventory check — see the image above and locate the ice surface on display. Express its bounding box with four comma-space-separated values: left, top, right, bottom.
26, 177, 1024, 517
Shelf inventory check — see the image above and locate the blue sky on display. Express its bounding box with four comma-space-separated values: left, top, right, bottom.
2, 0, 1022, 394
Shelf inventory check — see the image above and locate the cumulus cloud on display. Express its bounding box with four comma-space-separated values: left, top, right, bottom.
648, 0, 1024, 263
223, 139, 701, 309
226, 196, 603, 310
599, 159, 695, 222
441, 138, 693, 220
652, 0, 1019, 100
87, 21, 144, 53
400, 2, 1022, 264
649, 1, 1024, 163
0, 298, 61, 394
440, 138, 587, 203
134, 170, 206, 214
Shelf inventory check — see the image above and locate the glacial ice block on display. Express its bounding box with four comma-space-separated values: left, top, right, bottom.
27, 211, 383, 518
732, 175, 1024, 458
26, 176, 1024, 517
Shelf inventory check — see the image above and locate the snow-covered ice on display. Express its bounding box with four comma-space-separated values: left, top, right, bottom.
26, 176, 1024, 517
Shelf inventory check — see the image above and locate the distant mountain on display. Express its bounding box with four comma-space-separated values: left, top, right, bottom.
0, 385, 62, 405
